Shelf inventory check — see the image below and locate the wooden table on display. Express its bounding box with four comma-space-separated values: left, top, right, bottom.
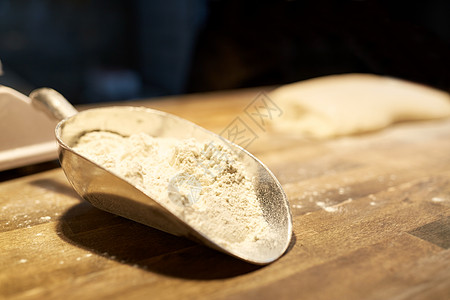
1, 88, 450, 300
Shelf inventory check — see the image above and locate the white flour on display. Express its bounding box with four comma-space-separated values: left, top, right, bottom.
73, 131, 271, 250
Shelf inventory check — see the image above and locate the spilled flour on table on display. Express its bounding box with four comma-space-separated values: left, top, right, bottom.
73, 131, 275, 251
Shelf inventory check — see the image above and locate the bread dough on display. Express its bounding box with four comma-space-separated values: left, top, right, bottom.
269, 74, 450, 139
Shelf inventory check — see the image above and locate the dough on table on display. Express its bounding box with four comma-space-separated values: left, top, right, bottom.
269, 73, 450, 139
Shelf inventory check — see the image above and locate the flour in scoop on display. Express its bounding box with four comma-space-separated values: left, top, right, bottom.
73, 131, 271, 250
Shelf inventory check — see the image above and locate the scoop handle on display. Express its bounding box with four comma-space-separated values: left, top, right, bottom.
29, 88, 78, 121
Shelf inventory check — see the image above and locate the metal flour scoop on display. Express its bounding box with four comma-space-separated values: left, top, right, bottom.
30, 88, 292, 265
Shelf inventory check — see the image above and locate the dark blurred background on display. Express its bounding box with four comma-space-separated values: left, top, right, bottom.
0, 0, 449, 104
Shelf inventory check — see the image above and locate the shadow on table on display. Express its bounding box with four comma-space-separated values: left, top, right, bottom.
30, 177, 83, 201
57, 202, 295, 280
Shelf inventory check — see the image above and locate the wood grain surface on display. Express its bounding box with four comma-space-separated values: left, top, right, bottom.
1, 87, 450, 300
